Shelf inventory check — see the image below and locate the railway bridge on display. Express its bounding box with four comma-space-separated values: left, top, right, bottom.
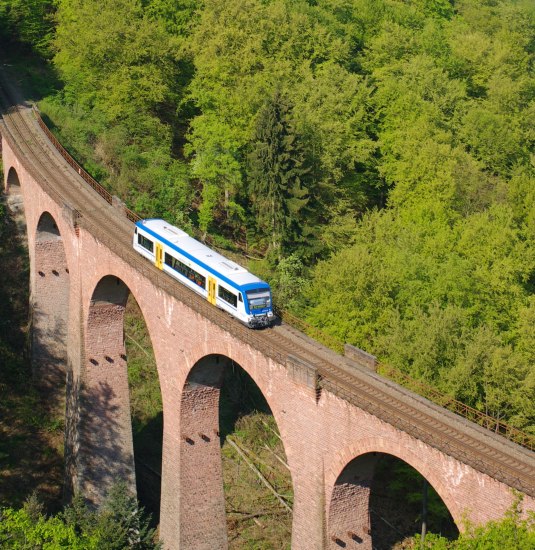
1, 80, 535, 550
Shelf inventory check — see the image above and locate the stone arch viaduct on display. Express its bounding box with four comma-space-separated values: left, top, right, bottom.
1, 83, 534, 550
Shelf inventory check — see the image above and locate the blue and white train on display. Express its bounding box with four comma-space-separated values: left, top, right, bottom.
133, 219, 274, 328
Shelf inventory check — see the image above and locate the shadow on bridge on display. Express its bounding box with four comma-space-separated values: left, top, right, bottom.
76, 378, 135, 505
0, 189, 65, 512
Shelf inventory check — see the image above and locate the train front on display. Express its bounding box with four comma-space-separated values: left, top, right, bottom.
244, 285, 274, 328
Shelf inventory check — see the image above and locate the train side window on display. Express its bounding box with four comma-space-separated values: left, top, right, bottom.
138, 234, 154, 253
218, 285, 238, 308
165, 252, 206, 289
238, 293, 243, 302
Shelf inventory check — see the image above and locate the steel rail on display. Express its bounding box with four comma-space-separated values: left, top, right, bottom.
1, 80, 534, 498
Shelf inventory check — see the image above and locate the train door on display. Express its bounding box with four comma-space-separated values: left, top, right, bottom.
208, 276, 217, 305
155, 242, 164, 270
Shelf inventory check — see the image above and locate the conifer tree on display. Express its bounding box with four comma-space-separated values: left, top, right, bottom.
247, 89, 310, 257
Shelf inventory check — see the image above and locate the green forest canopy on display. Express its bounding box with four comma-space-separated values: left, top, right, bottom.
1, 0, 534, 432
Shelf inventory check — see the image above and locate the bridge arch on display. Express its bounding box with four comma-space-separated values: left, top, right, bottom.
326, 437, 460, 549
5, 165, 21, 192
80, 274, 163, 510
178, 351, 294, 548
3, 166, 26, 231
36, 211, 61, 241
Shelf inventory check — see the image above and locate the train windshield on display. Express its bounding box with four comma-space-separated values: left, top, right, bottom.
246, 289, 271, 311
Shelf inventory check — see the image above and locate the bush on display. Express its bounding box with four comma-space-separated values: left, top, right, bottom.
0, 483, 161, 549
414, 496, 535, 549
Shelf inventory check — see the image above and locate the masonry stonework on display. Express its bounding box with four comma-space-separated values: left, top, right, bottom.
80, 275, 135, 504
179, 357, 227, 549
3, 133, 535, 550
328, 454, 376, 550
33, 213, 70, 393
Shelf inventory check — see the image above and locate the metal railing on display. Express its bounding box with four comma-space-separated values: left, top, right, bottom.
275, 306, 345, 354
377, 363, 535, 451
32, 106, 141, 224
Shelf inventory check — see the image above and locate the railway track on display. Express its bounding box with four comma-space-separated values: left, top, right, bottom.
1, 75, 534, 499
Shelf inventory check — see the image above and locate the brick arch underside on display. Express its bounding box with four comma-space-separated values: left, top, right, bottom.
4, 166, 25, 232
178, 351, 295, 550
5, 165, 22, 192
326, 438, 462, 550
80, 274, 158, 505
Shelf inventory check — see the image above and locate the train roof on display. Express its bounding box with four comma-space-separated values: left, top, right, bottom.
136, 219, 269, 291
